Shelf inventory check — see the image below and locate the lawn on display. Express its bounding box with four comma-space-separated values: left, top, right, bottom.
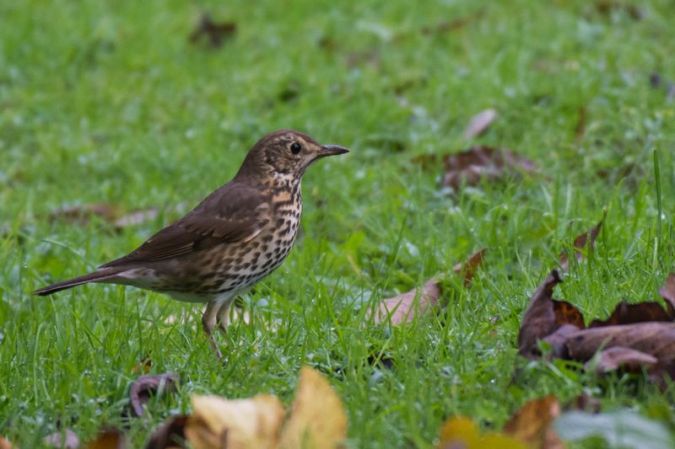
1, 0, 674, 447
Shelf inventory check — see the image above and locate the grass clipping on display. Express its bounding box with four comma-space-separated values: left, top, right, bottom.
152, 367, 347, 449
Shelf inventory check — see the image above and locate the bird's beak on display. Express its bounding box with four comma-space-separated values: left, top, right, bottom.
318, 144, 349, 158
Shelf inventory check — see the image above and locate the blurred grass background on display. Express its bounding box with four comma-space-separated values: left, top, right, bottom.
1, 0, 674, 447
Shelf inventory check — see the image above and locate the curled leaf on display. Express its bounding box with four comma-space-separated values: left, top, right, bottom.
588, 346, 658, 374
517, 270, 585, 358
145, 416, 189, 449
463, 108, 497, 139
559, 214, 605, 272
129, 373, 179, 417
566, 322, 675, 365
452, 248, 487, 286
589, 301, 673, 327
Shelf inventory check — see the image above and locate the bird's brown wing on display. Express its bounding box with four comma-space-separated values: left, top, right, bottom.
100, 182, 270, 268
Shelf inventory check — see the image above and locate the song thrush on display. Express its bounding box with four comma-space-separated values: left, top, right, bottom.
34, 130, 348, 357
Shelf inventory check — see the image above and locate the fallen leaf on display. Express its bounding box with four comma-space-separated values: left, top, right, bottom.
372, 279, 441, 325
555, 410, 674, 449
279, 367, 347, 449
131, 355, 153, 375
517, 270, 585, 358
44, 429, 79, 449
188, 14, 236, 48
463, 108, 497, 139
410, 153, 441, 171
145, 416, 189, 449
85, 428, 127, 449
420, 16, 473, 36
186, 394, 284, 449
503, 395, 564, 449
594, 0, 644, 20
542, 324, 579, 359
574, 106, 587, 141
589, 300, 673, 327
437, 417, 528, 449
441, 146, 536, 191
113, 208, 159, 230
452, 248, 487, 286
49, 203, 159, 230
559, 214, 605, 272
587, 346, 658, 373
128, 373, 179, 417
0, 436, 15, 449
49, 203, 119, 226
566, 322, 675, 365
658, 273, 675, 315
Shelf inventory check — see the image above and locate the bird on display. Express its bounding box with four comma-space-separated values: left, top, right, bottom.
34, 129, 349, 357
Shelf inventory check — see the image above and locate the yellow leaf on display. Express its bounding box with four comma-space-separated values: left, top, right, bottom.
279, 367, 348, 449
437, 417, 528, 449
186, 394, 285, 449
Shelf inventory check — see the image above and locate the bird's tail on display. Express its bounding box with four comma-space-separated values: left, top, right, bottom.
33, 269, 121, 296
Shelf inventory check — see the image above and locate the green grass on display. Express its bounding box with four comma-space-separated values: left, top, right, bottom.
1, 0, 674, 447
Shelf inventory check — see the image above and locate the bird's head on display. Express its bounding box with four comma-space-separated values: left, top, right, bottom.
236, 130, 349, 182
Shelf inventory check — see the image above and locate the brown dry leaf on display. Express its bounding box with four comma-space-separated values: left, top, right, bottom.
559, 214, 605, 272
0, 436, 15, 449
410, 153, 441, 171
279, 367, 347, 449
566, 322, 675, 366
44, 429, 79, 449
372, 279, 441, 325
594, 0, 643, 20
131, 355, 153, 375
145, 416, 189, 449
542, 324, 579, 359
574, 105, 587, 140
517, 270, 585, 358
441, 146, 536, 191
85, 428, 127, 449
463, 108, 497, 139
186, 394, 284, 449
588, 346, 658, 373
129, 373, 179, 417
452, 248, 487, 286
659, 273, 675, 315
503, 395, 564, 449
589, 300, 673, 327
49, 203, 119, 226
189, 14, 236, 48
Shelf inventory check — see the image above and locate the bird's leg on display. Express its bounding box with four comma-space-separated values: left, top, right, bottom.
202, 300, 223, 359
216, 299, 232, 334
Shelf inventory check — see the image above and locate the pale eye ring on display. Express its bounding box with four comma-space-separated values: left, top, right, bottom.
290, 142, 302, 154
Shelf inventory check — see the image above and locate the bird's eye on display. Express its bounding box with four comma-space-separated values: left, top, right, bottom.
290, 142, 302, 154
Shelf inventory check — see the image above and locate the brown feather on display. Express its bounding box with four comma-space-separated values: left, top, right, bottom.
101, 181, 270, 268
